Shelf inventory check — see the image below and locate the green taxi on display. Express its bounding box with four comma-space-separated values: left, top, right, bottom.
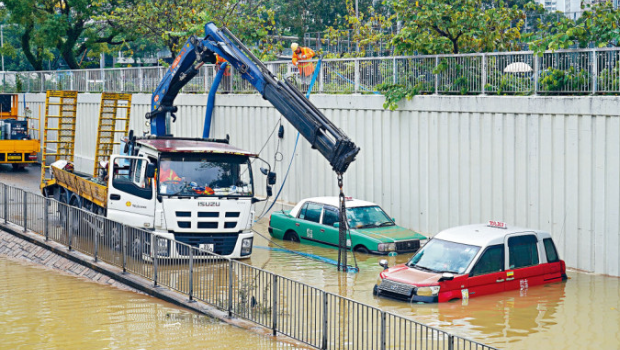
268, 197, 427, 255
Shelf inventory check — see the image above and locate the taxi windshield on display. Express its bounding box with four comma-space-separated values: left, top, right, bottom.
158, 153, 253, 197
407, 239, 480, 274
346, 206, 393, 229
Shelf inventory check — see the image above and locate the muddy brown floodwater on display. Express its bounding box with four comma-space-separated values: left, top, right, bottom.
2, 164, 620, 349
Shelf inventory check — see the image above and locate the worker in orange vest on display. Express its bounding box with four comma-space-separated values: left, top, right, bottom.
215, 54, 232, 92
291, 43, 316, 88
159, 161, 181, 181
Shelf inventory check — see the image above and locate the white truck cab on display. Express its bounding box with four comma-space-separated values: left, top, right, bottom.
106, 137, 262, 258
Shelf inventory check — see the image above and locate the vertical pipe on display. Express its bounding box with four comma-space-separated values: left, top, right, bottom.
272, 274, 278, 336
319, 60, 324, 93
448, 334, 455, 350
23, 191, 27, 232
228, 259, 234, 317
44, 197, 49, 241
189, 247, 194, 301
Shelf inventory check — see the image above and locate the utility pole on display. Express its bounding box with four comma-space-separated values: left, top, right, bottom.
1, 25, 5, 72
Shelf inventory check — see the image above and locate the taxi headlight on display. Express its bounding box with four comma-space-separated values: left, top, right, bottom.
378, 243, 396, 252
416, 285, 440, 297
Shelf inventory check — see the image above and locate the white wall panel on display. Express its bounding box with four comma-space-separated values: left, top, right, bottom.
22, 93, 620, 276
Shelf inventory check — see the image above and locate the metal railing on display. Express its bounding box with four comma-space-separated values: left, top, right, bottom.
3, 48, 620, 96
0, 182, 496, 350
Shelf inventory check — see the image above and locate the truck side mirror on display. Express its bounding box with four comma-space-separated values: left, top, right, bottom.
267, 171, 277, 185
146, 163, 156, 178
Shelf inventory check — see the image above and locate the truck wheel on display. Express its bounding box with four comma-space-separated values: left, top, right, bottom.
57, 189, 68, 222
284, 230, 300, 242
11, 164, 26, 171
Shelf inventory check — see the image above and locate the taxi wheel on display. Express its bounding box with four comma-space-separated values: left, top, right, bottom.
354, 245, 370, 254
284, 230, 300, 242
373, 284, 380, 296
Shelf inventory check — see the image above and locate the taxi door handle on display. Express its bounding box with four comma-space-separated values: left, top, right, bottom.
295, 223, 300, 227
506, 277, 515, 281
320, 229, 325, 233
496, 279, 504, 283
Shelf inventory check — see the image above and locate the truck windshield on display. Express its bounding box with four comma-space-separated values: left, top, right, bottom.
407, 239, 480, 275
158, 153, 253, 197
346, 206, 393, 229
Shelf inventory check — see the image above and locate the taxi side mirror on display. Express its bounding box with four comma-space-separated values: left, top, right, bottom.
379, 259, 389, 270
392, 218, 396, 223
333, 222, 339, 228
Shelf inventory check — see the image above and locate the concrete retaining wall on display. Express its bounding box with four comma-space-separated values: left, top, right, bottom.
21, 93, 620, 277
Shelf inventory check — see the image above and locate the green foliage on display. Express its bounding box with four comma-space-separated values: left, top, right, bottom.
390, 0, 525, 55
538, 67, 590, 93
527, 2, 620, 54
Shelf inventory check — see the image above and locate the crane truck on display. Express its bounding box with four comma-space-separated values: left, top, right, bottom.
41, 22, 360, 259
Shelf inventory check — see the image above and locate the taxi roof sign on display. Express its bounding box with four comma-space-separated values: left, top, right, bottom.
487, 220, 507, 229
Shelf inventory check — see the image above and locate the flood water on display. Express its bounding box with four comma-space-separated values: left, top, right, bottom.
250, 219, 620, 350
2, 164, 620, 349
0, 257, 303, 350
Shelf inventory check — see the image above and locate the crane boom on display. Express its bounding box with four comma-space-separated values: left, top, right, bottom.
146, 22, 359, 174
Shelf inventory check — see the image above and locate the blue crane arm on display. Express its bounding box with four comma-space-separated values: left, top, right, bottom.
146, 22, 359, 174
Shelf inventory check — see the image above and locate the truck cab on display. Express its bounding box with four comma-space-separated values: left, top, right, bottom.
107, 137, 258, 258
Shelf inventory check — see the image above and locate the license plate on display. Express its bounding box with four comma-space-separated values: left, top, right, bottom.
199, 243, 214, 252
7, 153, 21, 161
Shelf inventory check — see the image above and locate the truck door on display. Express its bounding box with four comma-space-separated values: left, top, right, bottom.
107, 155, 155, 229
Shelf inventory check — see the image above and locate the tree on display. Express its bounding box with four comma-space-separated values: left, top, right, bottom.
101, 0, 276, 60
3, 0, 127, 70
390, 0, 525, 55
526, 2, 620, 53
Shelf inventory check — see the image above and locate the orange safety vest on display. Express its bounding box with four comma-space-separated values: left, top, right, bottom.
215, 55, 231, 76
160, 168, 181, 181
292, 47, 316, 77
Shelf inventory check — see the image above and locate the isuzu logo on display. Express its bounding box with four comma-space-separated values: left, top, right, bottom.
198, 202, 220, 207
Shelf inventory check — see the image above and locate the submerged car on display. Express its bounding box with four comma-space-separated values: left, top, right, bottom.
374, 221, 567, 303
268, 197, 427, 254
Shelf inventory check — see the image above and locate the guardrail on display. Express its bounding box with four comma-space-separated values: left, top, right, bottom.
0, 182, 495, 350
3, 48, 620, 97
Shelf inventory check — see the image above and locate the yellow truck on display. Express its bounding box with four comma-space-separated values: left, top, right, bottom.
0, 94, 40, 169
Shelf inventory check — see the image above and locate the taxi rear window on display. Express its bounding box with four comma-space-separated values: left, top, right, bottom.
508, 235, 539, 269
543, 238, 559, 263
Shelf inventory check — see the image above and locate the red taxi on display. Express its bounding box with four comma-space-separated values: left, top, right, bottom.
373, 222, 567, 303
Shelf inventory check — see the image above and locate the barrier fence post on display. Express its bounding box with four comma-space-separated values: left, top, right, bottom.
153, 235, 158, 286
271, 274, 278, 336
322, 291, 328, 350
435, 56, 440, 94
592, 49, 597, 95
228, 259, 233, 317
94, 217, 99, 262
44, 197, 49, 241
481, 54, 487, 95
67, 208, 73, 250
4, 184, 8, 223
354, 58, 360, 93
534, 54, 539, 95
381, 311, 386, 350
22, 191, 27, 232
448, 334, 455, 350
122, 225, 127, 273
189, 247, 194, 301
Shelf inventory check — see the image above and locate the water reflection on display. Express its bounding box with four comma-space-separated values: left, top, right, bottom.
0, 256, 305, 349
